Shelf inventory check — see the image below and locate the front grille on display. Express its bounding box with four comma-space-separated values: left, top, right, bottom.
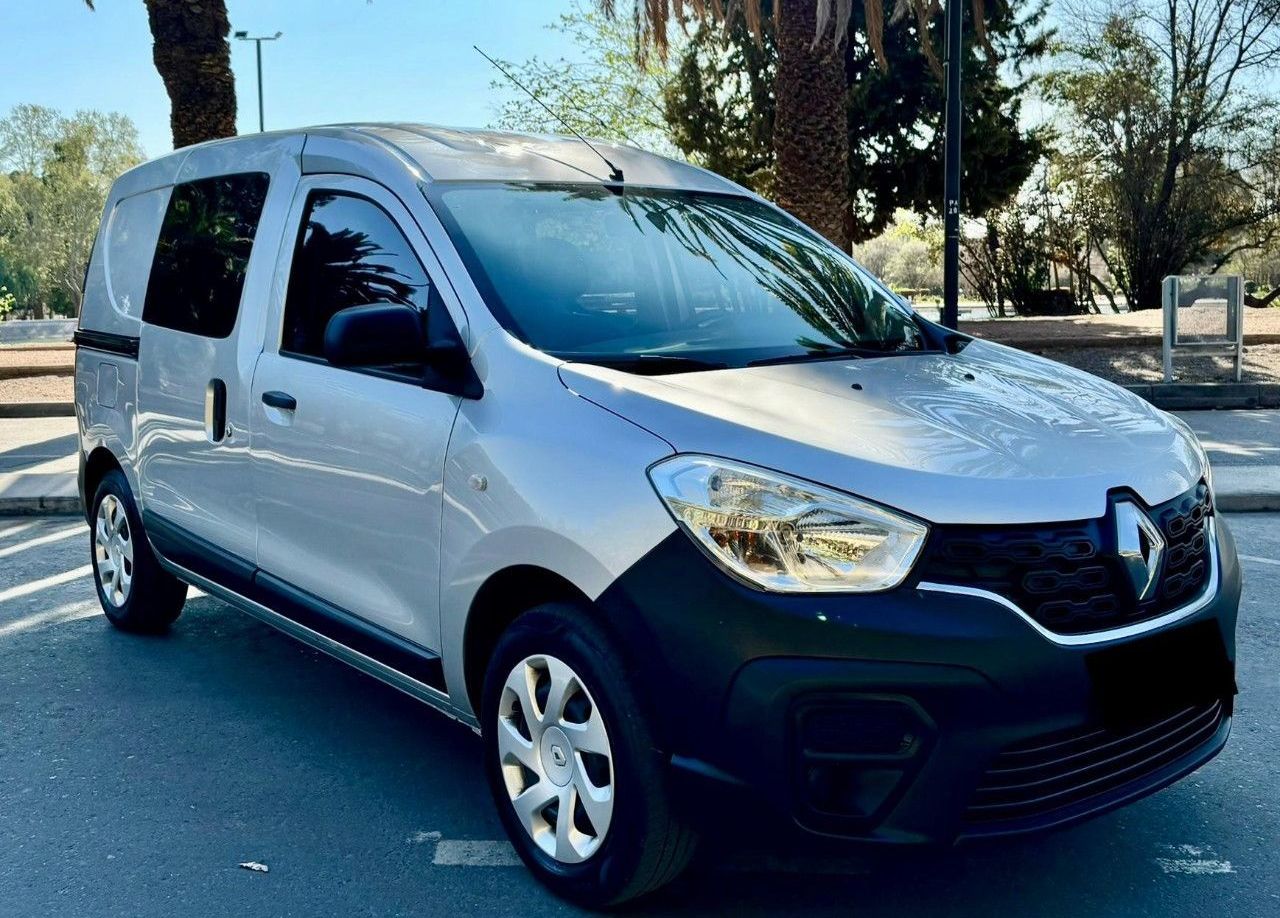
965, 697, 1227, 826
917, 483, 1212, 636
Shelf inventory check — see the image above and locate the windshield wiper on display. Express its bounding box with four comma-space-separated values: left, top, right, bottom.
557, 353, 731, 375
746, 346, 919, 367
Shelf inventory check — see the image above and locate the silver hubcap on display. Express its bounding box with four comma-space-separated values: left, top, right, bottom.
94, 494, 133, 607
497, 654, 614, 864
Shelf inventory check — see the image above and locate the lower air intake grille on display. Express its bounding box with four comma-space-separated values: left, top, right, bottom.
965, 697, 1227, 826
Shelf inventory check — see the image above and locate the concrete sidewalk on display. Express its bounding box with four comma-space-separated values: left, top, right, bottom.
0, 416, 80, 514
1, 412, 1276, 515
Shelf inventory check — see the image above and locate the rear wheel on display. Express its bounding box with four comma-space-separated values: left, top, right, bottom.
482, 604, 697, 908
90, 469, 186, 633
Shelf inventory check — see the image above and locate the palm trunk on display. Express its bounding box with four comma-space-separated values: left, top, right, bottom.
772, 0, 851, 250
144, 0, 237, 149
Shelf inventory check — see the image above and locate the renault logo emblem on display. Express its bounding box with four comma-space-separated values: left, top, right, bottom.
1115, 501, 1165, 601
550, 745, 567, 768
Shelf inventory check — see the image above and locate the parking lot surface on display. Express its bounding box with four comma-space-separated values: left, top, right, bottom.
1, 514, 1277, 916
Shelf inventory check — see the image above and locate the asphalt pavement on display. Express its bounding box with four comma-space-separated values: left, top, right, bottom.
0, 514, 1277, 917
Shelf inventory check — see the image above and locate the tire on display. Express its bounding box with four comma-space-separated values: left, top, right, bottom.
482, 603, 697, 908
89, 469, 187, 633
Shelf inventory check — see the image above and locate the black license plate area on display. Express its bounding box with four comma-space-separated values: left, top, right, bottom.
1087, 621, 1234, 727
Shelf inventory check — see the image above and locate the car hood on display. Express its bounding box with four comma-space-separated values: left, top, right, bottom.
558, 339, 1204, 525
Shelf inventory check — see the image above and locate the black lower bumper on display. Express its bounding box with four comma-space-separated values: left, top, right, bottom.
594, 516, 1241, 845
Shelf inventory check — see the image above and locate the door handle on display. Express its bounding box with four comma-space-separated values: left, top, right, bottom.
262, 390, 297, 411
205, 379, 227, 442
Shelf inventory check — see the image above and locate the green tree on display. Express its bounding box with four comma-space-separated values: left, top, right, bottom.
0, 105, 144, 317
665, 0, 1047, 242
489, 2, 682, 157
602, 0, 1000, 250
84, 0, 236, 149
1048, 2, 1280, 309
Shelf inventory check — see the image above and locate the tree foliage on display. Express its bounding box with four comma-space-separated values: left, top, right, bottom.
664, 0, 1050, 241
1048, 0, 1280, 308
0, 105, 144, 317
489, 2, 683, 157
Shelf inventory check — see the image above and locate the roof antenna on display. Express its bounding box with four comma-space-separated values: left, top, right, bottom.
474, 44, 625, 183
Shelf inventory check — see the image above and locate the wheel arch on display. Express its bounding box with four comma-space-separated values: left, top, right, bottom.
82, 445, 125, 524
461, 565, 597, 718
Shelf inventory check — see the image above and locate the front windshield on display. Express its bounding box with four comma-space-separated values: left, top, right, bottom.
427, 183, 926, 370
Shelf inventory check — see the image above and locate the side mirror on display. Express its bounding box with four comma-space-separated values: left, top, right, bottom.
323, 303, 426, 368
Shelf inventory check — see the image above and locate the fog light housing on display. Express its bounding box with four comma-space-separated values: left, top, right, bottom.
805, 764, 904, 819
791, 697, 932, 830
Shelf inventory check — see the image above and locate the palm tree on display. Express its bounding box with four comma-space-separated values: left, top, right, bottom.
85, 1, 236, 149
602, 0, 989, 251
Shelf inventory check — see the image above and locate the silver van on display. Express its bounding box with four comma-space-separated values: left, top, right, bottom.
74, 125, 1239, 907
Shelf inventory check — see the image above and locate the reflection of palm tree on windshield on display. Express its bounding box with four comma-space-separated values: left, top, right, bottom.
576, 188, 910, 350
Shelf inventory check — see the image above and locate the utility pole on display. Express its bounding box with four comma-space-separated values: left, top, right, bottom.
233, 30, 283, 133
941, 0, 963, 330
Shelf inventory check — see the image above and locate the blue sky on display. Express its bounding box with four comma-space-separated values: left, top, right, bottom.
1, 1, 581, 157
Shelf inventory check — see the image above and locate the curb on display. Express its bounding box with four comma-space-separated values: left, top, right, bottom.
0, 402, 75, 418
1214, 492, 1280, 513
0, 496, 82, 516
0, 365, 74, 381
1124, 383, 1280, 411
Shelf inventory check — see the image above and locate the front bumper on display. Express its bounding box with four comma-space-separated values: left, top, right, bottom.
594, 514, 1241, 845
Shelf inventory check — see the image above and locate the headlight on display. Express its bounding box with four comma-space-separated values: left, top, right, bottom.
648, 455, 928, 593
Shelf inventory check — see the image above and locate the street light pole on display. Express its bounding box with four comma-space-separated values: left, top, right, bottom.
941, 0, 963, 330
233, 30, 283, 133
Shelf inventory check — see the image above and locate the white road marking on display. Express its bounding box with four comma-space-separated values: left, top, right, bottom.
1155, 858, 1235, 875
0, 564, 93, 604
1239, 554, 1280, 567
0, 521, 40, 541
432, 840, 522, 867
408, 830, 442, 845
0, 599, 99, 638
1155, 844, 1235, 876
0, 523, 86, 560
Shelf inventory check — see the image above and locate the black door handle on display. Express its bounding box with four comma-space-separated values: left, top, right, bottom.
262, 390, 297, 411
206, 379, 227, 442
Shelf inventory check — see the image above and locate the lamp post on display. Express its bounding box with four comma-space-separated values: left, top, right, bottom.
941, 0, 963, 330
233, 30, 283, 133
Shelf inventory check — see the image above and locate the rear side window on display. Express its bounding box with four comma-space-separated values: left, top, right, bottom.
143, 172, 270, 338
281, 191, 431, 360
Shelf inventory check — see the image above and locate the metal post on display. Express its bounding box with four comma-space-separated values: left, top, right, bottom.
255, 40, 264, 133
1162, 275, 1178, 383
233, 31, 282, 134
941, 0, 963, 330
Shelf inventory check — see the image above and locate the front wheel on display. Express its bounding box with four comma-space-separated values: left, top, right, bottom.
482, 604, 697, 908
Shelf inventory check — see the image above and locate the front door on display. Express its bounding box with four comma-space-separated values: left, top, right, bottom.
250, 175, 463, 655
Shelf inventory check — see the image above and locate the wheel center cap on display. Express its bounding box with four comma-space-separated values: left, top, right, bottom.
540, 726, 574, 787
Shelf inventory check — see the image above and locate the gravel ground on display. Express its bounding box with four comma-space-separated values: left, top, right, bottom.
2, 312, 1276, 394
0, 345, 73, 369
1025, 343, 1280, 385
963, 305, 1280, 344
0, 375, 73, 402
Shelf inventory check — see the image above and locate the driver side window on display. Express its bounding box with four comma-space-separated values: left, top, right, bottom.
281, 191, 431, 368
